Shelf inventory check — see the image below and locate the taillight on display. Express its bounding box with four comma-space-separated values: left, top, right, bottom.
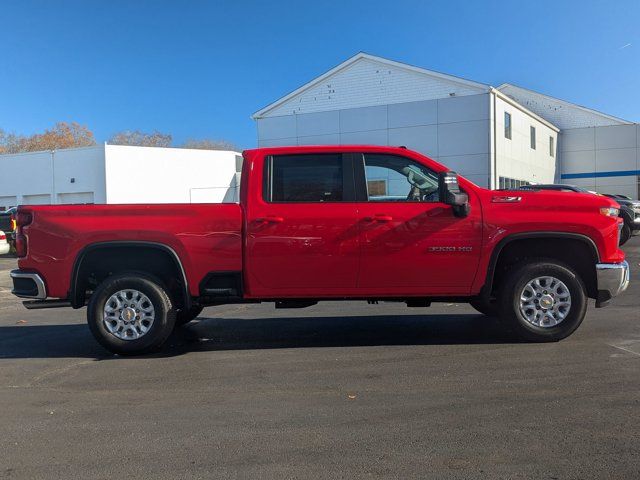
10, 214, 16, 231
15, 210, 32, 258
0, 232, 6, 241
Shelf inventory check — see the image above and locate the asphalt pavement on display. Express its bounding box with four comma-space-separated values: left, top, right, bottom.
0, 240, 639, 479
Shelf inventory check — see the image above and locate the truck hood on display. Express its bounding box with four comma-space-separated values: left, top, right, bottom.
485, 189, 620, 211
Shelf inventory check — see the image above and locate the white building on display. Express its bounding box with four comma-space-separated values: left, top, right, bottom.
0, 144, 242, 209
253, 53, 638, 199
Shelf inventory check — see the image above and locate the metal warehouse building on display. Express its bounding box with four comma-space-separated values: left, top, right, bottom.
253, 53, 639, 199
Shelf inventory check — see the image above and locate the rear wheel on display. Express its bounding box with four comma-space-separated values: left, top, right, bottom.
620, 223, 631, 246
497, 260, 587, 342
87, 273, 176, 355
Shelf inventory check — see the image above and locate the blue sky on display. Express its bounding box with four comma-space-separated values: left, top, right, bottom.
1, 0, 638, 149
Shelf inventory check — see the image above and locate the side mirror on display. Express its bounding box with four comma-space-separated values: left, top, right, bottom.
438, 171, 470, 218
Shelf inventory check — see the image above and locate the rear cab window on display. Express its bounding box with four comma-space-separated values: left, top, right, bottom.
263, 153, 355, 202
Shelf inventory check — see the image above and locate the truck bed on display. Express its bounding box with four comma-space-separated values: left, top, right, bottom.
17, 203, 243, 299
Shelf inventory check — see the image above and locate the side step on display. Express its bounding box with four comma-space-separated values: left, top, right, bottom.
23, 300, 72, 309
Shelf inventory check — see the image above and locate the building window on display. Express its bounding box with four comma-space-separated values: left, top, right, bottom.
550, 136, 555, 157
498, 176, 531, 190
504, 112, 512, 139
367, 180, 387, 197
530, 126, 536, 149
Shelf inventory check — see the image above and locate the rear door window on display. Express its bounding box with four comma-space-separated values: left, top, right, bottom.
265, 154, 354, 202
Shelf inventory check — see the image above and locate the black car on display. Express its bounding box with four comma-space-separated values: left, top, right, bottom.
517, 184, 592, 193
602, 194, 640, 245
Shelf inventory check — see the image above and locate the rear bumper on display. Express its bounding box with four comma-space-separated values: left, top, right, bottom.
10, 270, 47, 299
595, 261, 630, 308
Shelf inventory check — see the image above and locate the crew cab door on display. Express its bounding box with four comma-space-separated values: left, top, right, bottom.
244, 152, 360, 297
354, 152, 482, 295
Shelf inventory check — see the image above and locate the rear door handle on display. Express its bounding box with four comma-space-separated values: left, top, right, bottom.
256, 216, 284, 223
366, 214, 393, 222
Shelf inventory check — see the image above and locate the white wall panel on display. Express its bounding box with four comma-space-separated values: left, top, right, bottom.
561, 150, 596, 174
595, 125, 637, 150
297, 134, 341, 145
560, 127, 595, 152
296, 111, 340, 136
339, 105, 387, 132
461, 174, 490, 188
387, 126, 438, 157
437, 94, 489, 123
387, 99, 437, 128
257, 115, 297, 140
438, 120, 489, 157
439, 154, 490, 176
339, 130, 388, 145
594, 148, 636, 172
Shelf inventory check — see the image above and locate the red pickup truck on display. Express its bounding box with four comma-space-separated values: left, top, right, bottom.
11, 146, 630, 355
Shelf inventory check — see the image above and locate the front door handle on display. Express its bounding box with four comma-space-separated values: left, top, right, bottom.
256, 216, 284, 224
366, 214, 393, 222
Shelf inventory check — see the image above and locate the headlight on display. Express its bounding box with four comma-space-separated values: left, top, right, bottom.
600, 207, 619, 217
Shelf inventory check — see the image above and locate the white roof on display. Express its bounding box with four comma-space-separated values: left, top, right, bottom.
498, 83, 632, 129
252, 52, 490, 119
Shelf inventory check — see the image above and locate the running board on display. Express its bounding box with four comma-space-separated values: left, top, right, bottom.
23, 300, 72, 309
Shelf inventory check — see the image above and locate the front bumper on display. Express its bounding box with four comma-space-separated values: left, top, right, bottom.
595, 261, 630, 308
10, 270, 47, 299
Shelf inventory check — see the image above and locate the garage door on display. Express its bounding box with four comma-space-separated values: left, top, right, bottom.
22, 194, 52, 205
57, 192, 94, 204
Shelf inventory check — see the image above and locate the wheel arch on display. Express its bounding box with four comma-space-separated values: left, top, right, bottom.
482, 232, 600, 300
70, 241, 191, 310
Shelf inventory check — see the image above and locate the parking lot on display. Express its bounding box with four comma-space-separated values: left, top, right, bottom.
0, 240, 638, 479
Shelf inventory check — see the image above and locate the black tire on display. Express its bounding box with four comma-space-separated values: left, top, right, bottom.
469, 297, 498, 317
497, 260, 587, 342
87, 273, 176, 355
620, 223, 631, 246
175, 305, 204, 326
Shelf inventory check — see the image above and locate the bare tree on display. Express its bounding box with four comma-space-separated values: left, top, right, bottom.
0, 122, 96, 154
109, 130, 173, 148
181, 138, 240, 151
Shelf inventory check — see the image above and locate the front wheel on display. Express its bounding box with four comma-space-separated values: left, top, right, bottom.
87, 273, 177, 355
497, 260, 587, 342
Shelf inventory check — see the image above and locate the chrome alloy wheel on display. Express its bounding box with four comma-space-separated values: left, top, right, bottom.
519, 276, 572, 328
103, 289, 155, 340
